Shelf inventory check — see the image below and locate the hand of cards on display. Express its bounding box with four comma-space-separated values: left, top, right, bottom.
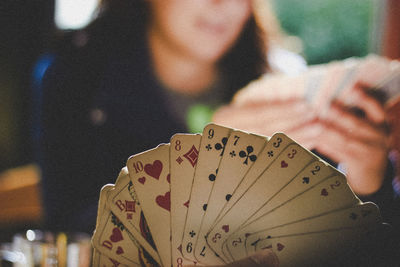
233, 54, 400, 111
91, 123, 384, 267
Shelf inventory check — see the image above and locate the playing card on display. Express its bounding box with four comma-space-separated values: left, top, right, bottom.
311, 60, 351, 114
206, 142, 316, 261
127, 144, 171, 267
90, 122, 386, 267
92, 248, 129, 267
327, 58, 360, 103
252, 226, 376, 267
368, 71, 400, 107
334, 55, 400, 107
181, 123, 232, 263
91, 185, 142, 266
228, 174, 360, 261
210, 133, 294, 229
246, 202, 381, 255
193, 130, 268, 264
170, 133, 201, 267
303, 64, 327, 103
221, 159, 337, 260
232, 72, 308, 106
107, 167, 161, 265
95, 184, 114, 230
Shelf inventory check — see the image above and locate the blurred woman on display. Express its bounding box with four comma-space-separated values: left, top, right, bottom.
38, 0, 398, 265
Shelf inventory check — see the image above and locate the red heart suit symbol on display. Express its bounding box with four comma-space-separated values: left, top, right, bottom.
156, 191, 171, 211
110, 227, 123, 242
321, 188, 329, 196
222, 225, 230, 233
144, 160, 163, 179
116, 246, 124, 255
277, 243, 285, 251
183, 200, 190, 208
167, 173, 171, 183
281, 161, 288, 168
138, 177, 146, 184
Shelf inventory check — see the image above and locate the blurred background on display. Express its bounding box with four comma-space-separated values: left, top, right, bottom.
0, 0, 399, 240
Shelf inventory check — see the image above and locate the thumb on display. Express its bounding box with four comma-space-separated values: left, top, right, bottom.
225, 249, 279, 267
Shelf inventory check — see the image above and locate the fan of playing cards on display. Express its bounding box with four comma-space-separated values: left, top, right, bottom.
91, 123, 385, 267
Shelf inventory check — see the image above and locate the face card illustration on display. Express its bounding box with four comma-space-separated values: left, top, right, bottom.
223, 159, 337, 260
107, 167, 161, 265
127, 144, 171, 267
170, 133, 201, 267
181, 123, 232, 263
237, 174, 360, 259
95, 184, 115, 230
206, 142, 315, 260
193, 130, 268, 264
92, 248, 130, 267
248, 202, 382, 256
92, 186, 142, 266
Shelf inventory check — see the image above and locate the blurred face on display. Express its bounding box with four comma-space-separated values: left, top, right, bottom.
148, 0, 252, 64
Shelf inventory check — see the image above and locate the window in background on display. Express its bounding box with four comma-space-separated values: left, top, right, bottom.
272, 0, 378, 64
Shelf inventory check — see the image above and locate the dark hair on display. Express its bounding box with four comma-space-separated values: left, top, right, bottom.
89, 0, 268, 97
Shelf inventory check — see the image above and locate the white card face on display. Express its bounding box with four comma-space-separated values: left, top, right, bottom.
234, 174, 360, 259
303, 64, 327, 103
310, 61, 347, 113
95, 184, 115, 229
170, 133, 201, 267
127, 144, 171, 267
248, 202, 381, 255
194, 130, 268, 264
107, 168, 161, 265
223, 159, 337, 260
91, 186, 142, 266
335, 55, 400, 106
181, 123, 232, 263
92, 249, 130, 267
212, 133, 294, 229
252, 227, 374, 267
206, 142, 316, 259
247, 160, 338, 224
221, 241, 233, 263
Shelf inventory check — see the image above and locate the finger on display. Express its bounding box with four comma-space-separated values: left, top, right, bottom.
324, 101, 388, 142
213, 101, 316, 135
342, 82, 386, 124
224, 249, 279, 267
314, 125, 387, 195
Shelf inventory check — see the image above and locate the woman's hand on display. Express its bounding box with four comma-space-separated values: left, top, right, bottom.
213, 55, 397, 196
312, 85, 391, 195
213, 98, 321, 150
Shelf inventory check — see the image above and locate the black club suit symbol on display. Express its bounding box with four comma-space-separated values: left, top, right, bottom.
239, 146, 257, 165
215, 137, 228, 156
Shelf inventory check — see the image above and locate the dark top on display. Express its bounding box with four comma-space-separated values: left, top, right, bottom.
38, 23, 238, 233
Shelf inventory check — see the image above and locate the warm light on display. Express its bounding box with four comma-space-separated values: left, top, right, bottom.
26, 229, 36, 241
55, 0, 99, 30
